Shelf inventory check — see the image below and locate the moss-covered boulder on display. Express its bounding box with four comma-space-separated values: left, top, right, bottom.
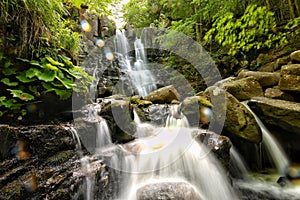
223, 92, 262, 143
144, 85, 180, 104
238, 70, 280, 87
279, 64, 300, 93
216, 77, 264, 100
290, 50, 300, 63
130, 96, 152, 108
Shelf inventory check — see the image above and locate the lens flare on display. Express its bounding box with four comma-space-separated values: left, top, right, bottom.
80, 20, 92, 32
105, 52, 114, 60
96, 38, 105, 48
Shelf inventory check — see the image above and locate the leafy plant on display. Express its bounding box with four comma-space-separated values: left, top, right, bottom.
204, 4, 288, 56
0, 54, 93, 117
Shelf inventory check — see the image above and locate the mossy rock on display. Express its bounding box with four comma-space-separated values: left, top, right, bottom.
130, 96, 152, 108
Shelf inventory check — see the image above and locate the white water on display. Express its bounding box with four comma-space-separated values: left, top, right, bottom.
230, 146, 249, 179
242, 102, 289, 174
86, 104, 113, 153
114, 30, 156, 97
118, 127, 237, 200
78, 105, 113, 199
166, 104, 189, 128
113, 105, 237, 199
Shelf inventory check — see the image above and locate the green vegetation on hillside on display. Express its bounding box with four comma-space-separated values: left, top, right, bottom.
0, 0, 112, 118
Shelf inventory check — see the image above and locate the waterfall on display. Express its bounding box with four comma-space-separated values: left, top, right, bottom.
230, 146, 249, 179
112, 106, 237, 199
166, 104, 189, 128
86, 104, 113, 152
242, 102, 290, 174
114, 30, 157, 97
118, 127, 237, 200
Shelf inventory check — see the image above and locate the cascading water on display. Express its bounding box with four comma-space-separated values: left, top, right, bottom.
111, 105, 237, 200
85, 104, 113, 153
166, 104, 189, 128
242, 101, 290, 174
114, 30, 157, 97
230, 146, 249, 179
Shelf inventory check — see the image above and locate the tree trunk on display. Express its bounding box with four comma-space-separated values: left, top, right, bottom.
288, 0, 296, 19
294, 0, 300, 16
194, 5, 202, 43
265, 0, 271, 10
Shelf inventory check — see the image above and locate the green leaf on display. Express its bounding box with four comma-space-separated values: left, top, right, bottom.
26, 68, 40, 78
7, 89, 34, 101
56, 76, 76, 89
1, 78, 19, 86
16, 72, 36, 83
46, 57, 64, 66
37, 69, 56, 82
2, 67, 17, 76
4, 61, 12, 68
44, 63, 59, 71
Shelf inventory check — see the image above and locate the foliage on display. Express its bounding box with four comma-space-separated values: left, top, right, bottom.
0, 54, 92, 116
123, 0, 159, 28
204, 4, 288, 56
0, 0, 115, 117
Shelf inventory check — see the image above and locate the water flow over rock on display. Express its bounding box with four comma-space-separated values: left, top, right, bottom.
114, 29, 157, 97
242, 101, 290, 174
111, 105, 236, 200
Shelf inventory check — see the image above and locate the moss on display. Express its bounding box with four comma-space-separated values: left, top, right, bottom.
130, 97, 152, 108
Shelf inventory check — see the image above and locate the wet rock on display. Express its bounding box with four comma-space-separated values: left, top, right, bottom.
142, 104, 169, 125
290, 50, 300, 63
235, 180, 300, 200
216, 77, 264, 100
0, 124, 115, 200
258, 61, 279, 72
248, 97, 300, 135
223, 92, 262, 143
279, 64, 300, 93
276, 55, 290, 68
130, 96, 152, 108
100, 100, 135, 143
238, 70, 280, 87
194, 130, 231, 171
136, 182, 203, 200
264, 88, 294, 101
144, 85, 180, 104
181, 96, 212, 127
0, 124, 76, 161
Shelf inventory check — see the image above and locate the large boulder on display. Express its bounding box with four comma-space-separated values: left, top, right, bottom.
144, 85, 180, 104
223, 92, 262, 143
238, 70, 280, 87
216, 77, 264, 100
248, 97, 300, 135
279, 64, 300, 93
290, 50, 300, 63
136, 182, 203, 200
